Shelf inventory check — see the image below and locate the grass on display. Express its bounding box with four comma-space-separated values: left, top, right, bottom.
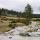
0, 16, 26, 32
27, 29, 37, 32
32, 18, 40, 21
1, 16, 40, 32
0, 20, 11, 32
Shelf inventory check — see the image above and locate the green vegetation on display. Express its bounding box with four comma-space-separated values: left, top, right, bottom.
27, 29, 37, 32
32, 18, 40, 21
8, 20, 17, 29
0, 4, 33, 26
24, 4, 33, 25
8, 23, 16, 29
0, 4, 33, 32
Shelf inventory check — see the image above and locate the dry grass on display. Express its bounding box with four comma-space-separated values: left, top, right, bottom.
0, 16, 25, 32
0, 20, 11, 32
0, 16, 13, 32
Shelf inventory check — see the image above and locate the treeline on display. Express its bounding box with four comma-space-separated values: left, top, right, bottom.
0, 7, 40, 18
0, 8, 33, 18
0, 4, 33, 25
32, 14, 40, 18
0, 7, 32, 18
0, 8, 23, 17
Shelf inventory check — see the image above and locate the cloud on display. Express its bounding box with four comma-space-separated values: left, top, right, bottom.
0, 0, 26, 11
0, 0, 40, 14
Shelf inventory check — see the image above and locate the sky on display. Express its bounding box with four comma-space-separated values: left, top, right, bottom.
0, 0, 40, 14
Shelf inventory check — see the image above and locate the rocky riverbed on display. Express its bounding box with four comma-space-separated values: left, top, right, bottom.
0, 21, 40, 40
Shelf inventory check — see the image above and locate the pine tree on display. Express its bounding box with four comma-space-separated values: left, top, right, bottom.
25, 4, 33, 25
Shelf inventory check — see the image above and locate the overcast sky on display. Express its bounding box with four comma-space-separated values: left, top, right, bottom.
0, 0, 40, 14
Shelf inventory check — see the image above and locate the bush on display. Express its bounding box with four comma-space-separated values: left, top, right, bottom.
8, 23, 13, 27
11, 20, 16, 23
21, 19, 31, 25
36, 19, 40, 21
27, 29, 37, 32
8, 23, 17, 29
32, 18, 40, 21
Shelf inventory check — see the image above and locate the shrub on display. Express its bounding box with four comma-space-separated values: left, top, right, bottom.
8, 23, 13, 27
8, 23, 17, 29
11, 23, 17, 28
11, 20, 16, 23
27, 29, 37, 32
32, 18, 40, 21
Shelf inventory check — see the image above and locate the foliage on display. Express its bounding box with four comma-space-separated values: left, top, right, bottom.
25, 4, 32, 19
8, 20, 17, 28
24, 4, 33, 25
0, 4, 33, 25
11, 20, 16, 23
27, 29, 37, 32
8, 23, 16, 29
32, 18, 40, 21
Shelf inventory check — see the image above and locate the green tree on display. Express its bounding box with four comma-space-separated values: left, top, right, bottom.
25, 4, 33, 25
